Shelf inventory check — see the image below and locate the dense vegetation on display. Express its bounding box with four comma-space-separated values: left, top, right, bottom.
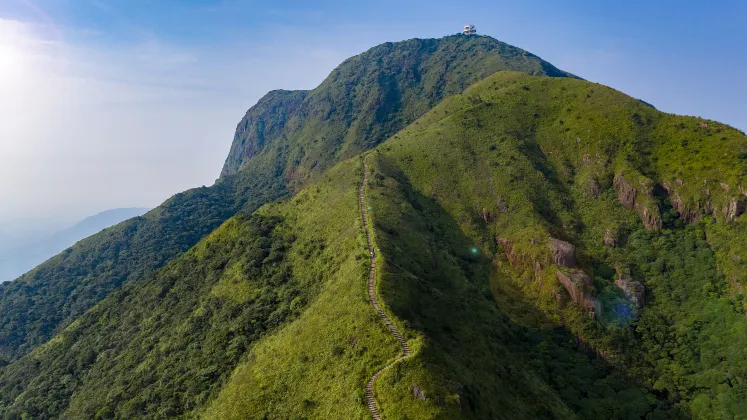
0, 160, 385, 419
0, 214, 297, 419
0, 35, 573, 361
0, 39, 745, 419
363, 154, 670, 418
624, 222, 747, 416
363, 71, 746, 417
0, 171, 284, 360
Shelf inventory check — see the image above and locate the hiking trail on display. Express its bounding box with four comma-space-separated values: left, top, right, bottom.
359, 156, 412, 420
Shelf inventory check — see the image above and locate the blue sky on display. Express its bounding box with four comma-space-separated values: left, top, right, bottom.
0, 0, 745, 231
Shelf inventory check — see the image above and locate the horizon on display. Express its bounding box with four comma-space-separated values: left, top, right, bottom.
1, 0, 745, 231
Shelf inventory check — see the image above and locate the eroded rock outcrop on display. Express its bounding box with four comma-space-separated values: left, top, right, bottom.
663, 180, 746, 223
499, 237, 601, 318
724, 198, 746, 220
613, 174, 637, 208
556, 270, 601, 319
549, 238, 576, 268
641, 207, 662, 231
614, 270, 645, 309
613, 174, 662, 230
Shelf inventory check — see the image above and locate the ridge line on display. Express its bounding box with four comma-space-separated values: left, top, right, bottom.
359, 155, 412, 420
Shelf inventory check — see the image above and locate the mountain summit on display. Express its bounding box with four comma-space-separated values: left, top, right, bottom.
0, 34, 574, 362
0, 34, 745, 420
219, 35, 575, 180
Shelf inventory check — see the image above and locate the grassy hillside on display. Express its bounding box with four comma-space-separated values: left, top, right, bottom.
0, 156, 667, 420
1, 71, 744, 419
0, 35, 573, 361
365, 71, 747, 417
0, 159, 389, 419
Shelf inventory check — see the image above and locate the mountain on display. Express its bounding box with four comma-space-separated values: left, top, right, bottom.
1, 58, 745, 419
0, 143, 663, 420
0, 34, 575, 361
0, 208, 149, 283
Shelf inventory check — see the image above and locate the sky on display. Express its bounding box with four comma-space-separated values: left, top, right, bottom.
0, 0, 745, 234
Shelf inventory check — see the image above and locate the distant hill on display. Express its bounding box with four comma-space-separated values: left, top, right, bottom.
0, 208, 149, 283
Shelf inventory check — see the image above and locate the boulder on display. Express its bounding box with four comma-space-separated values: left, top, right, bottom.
549, 238, 576, 268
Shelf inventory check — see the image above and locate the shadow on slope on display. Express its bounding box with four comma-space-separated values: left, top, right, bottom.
365, 154, 673, 419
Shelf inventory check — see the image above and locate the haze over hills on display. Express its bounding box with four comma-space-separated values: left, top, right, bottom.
0, 34, 745, 419
0, 208, 149, 283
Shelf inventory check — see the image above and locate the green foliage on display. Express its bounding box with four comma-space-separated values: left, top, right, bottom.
0, 164, 288, 361
202, 159, 401, 419
0, 35, 574, 362
0, 214, 301, 419
623, 225, 747, 418
365, 71, 745, 417
0, 40, 744, 420
221, 35, 575, 181
364, 154, 666, 419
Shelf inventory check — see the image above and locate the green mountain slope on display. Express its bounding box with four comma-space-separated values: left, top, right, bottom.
8, 71, 745, 419
359, 71, 747, 417
1, 41, 745, 419
0, 153, 665, 420
0, 35, 573, 361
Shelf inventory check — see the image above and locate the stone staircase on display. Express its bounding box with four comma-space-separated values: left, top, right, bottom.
359, 156, 411, 420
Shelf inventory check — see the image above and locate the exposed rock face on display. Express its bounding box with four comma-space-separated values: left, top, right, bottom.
614, 271, 645, 309
665, 180, 746, 222
613, 174, 661, 231
724, 198, 746, 220
556, 270, 601, 318
642, 206, 662, 231
549, 238, 577, 268
499, 237, 601, 318
220, 90, 309, 178
667, 192, 702, 223
603, 229, 616, 247
613, 174, 637, 208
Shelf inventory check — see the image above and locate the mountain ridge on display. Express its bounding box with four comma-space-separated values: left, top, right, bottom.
0, 34, 575, 362
1, 34, 745, 419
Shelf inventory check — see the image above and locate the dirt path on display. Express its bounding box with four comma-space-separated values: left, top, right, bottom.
359, 156, 412, 420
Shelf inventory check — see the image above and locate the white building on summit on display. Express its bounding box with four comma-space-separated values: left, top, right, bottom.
463, 24, 477, 35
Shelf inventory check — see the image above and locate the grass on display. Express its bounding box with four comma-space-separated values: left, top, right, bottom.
1, 70, 744, 419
